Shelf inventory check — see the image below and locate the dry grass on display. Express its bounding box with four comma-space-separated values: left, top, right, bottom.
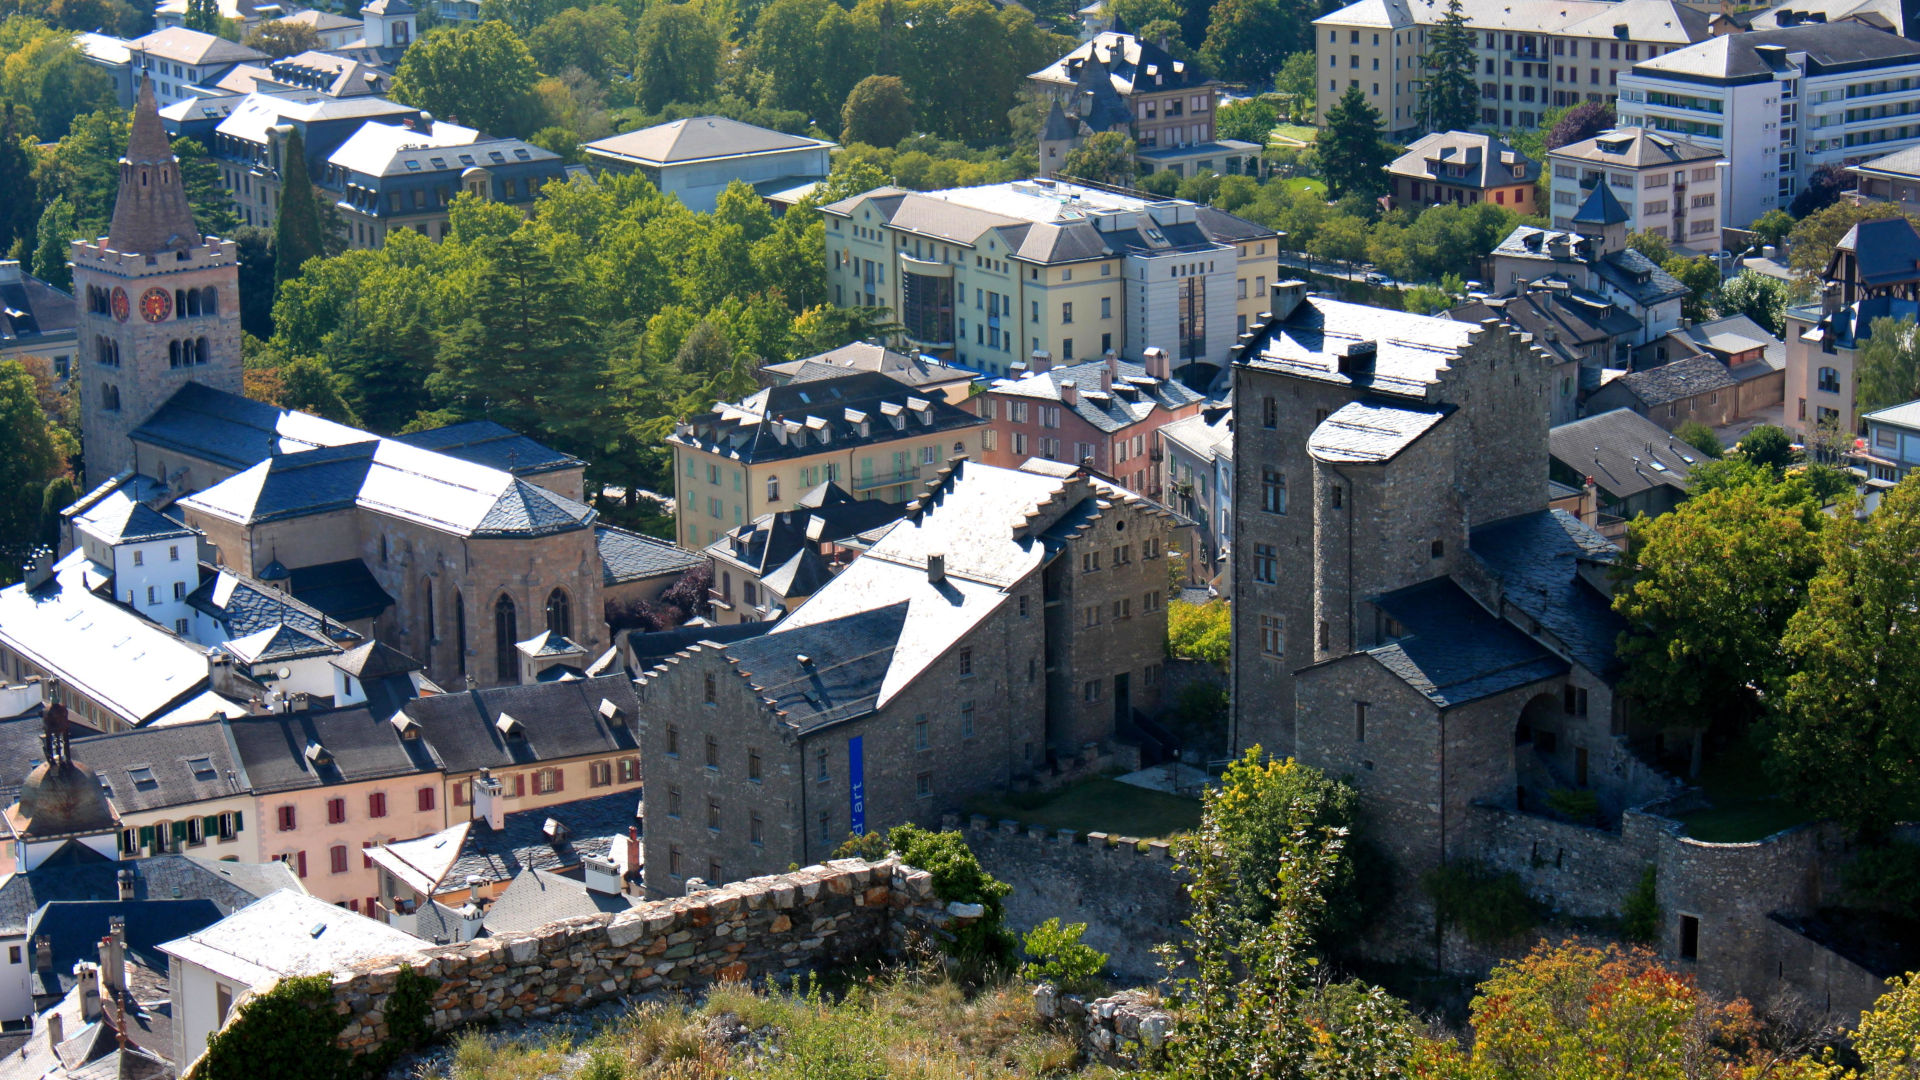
451, 969, 1126, 1080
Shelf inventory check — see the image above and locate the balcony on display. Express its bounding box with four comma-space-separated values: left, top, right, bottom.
851, 466, 921, 492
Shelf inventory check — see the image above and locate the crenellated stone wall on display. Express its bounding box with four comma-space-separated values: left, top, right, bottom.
183, 858, 972, 1078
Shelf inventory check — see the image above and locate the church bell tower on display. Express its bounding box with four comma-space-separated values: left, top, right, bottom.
73, 75, 242, 489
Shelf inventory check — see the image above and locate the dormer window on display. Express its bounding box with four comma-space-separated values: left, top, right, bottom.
391, 713, 421, 739
496, 713, 524, 739
304, 741, 332, 767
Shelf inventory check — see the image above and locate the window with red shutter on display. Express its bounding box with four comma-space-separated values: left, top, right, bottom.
513, 774, 525, 797
418, 787, 436, 812
330, 846, 348, 874
327, 798, 344, 824
362, 842, 373, 869
369, 792, 387, 818
295, 851, 308, 877
552, 769, 564, 792
453, 781, 467, 806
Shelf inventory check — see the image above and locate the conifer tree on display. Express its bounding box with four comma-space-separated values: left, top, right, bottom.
0, 108, 37, 259
31, 197, 73, 291
272, 131, 326, 287
1422, 0, 1477, 133
1318, 85, 1391, 201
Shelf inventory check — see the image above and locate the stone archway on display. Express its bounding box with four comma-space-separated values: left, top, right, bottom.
1513, 691, 1567, 813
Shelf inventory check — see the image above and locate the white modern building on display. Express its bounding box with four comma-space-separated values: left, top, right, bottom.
1617, 22, 1920, 228
1547, 128, 1726, 252
582, 117, 835, 214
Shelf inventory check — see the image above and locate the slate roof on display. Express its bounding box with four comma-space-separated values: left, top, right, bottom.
442, 790, 642, 891
1450, 285, 1642, 364
0, 712, 102, 808
1821, 295, 1920, 348
73, 718, 246, 814
596, 526, 703, 586
1849, 144, 1920, 182
1308, 401, 1452, 463
1235, 294, 1480, 399
670, 370, 986, 466
27, 900, 222, 999
1549, 408, 1699, 500
1668, 313, 1778, 359
330, 639, 420, 680
1470, 508, 1625, 680
1750, 0, 1907, 33
0, 844, 295, 936
159, 889, 423, 985
1573, 181, 1631, 226
1319, 0, 1708, 41
0, 265, 76, 349
1613, 354, 1739, 405
1633, 21, 1920, 81
1550, 127, 1719, 169
131, 382, 367, 471
988, 358, 1203, 434
1157, 406, 1233, 463
582, 117, 832, 166
395, 420, 582, 477
762, 343, 976, 393
1389, 131, 1535, 190
480, 868, 640, 936
1363, 579, 1569, 708
224, 705, 440, 794
709, 484, 906, 586
188, 567, 359, 650
627, 622, 772, 671
70, 491, 193, 546
1832, 216, 1920, 288
323, 119, 483, 177
1493, 226, 1690, 307
1028, 29, 1215, 93
724, 603, 911, 731
225, 621, 340, 665
211, 92, 414, 147
287, 559, 393, 622
128, 27, 266, 66
0, 551, 216, 727
1863, 398, 1920, 428
397, 675, 638, 774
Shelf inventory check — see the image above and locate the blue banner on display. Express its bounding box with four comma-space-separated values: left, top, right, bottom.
848, 736, 866, 836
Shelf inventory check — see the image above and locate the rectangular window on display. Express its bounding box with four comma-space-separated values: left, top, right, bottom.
326, 798, 344, 825
369, 792, 386, 818
916, 772, 933, 798
668, 786, 682, 818
418, 787, 436, 811
1253, 544, 1277, 584
750, 812, 764, 845
1355, 702, 1368, 742
748, 748, 762, 781
915, 717, 929, 750
330, 846, 349, 874
1262, 469, 1287, 513
707, 797, 720, 831
1260, 614, 1283, 656
816, 747, 830, 782
1083, 680, 1102, 702
958, 648, 973, 676
706, 735, 719, 769
961, 701, 975, 738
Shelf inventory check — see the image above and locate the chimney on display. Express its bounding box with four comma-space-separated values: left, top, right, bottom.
1270, 280, 1307, 322
1142, 347, 1168, 380
625, 826, 641, 885
473, 769, 505, 831
103, 919, 125, 999
21, 546, 52, 591
1029, 349, 1053, 374
0, 260, 23, 284
116, 868, 134, 901
1337, 340, 1377, 376
1059, 379, 1078, 406
1099, 366, 1113, 394
33, 936, 51, 974
76, 962, 101, 1022
927, 552, 946, 583
45, 1013, 61, 1052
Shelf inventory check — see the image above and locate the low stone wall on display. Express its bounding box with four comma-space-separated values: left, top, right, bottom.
1470, 802, 1659, 920
952, 813, 1186, 980
185, 858, 965, 1076
1033, 984, 1171, 1066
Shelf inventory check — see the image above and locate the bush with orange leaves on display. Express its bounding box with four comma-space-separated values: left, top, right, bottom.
1461, 940, 1838, 1080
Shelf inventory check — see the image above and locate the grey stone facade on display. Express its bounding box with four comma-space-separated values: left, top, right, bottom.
636, 459, 1178, 898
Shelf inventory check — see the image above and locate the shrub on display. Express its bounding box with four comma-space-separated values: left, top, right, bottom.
1621, 866, 1660, 943
1674, 420, 1724, 459
1422, 860, 1536, 944
884, 824, 1016, 979
1544, 787, 1600, 825
1166, 599, 1229, 666
197, 974, 351, 1080
1018, 918, 1108, 995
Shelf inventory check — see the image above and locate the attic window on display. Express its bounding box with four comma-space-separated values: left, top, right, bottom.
391, 713, 422, 739
429, 157, 446, 168
598, 698, 626, 726
458, 154, 475, 165
488, 151, 506, 164
127, 765, 158, 790
404, 159, 421, 170
305, 741, 333, 767
496, 712, 525, 739
514, 149, 531, 161
186, 756, 217, 781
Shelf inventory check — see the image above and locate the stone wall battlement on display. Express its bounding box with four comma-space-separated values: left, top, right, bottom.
185, 858, 970, 1077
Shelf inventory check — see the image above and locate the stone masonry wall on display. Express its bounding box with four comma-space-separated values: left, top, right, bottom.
951, 813, 1186, 980
184, 858, 972, 1077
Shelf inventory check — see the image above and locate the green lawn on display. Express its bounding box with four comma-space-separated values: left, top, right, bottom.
1277, 177, 1327, 198
1272, 123, 1319, 146
965, 777, 1201, 841
1673, 738, 1814, 843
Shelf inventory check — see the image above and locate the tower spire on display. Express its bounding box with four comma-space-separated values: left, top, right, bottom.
107, 75, 202, 255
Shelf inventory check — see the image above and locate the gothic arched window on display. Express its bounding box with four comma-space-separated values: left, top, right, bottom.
544, 588, 571, 640
454, 592, 467, 678
494, 594, 518, 682
196, 337, 209, 365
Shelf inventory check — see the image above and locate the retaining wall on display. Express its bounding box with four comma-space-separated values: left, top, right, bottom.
952, 813, 1187, 980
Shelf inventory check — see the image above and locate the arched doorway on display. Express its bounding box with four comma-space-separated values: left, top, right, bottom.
1513, 692, 1568, 813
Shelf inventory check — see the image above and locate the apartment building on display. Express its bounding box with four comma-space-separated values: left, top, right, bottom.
1856, 399, 1920, 481
1618, 23, 1920, 227
1312, 0, 1710, 141
204, 93, 423, 230
969, 348, 1205, 494
821, 178, 1278, 379
1783, 215, 1920, 440
666, 370, 986, 551
1547, 128, 1725, 251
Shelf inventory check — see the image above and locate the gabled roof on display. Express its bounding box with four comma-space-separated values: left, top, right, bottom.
71, 491, 194, 546
1548, 407, 1699, 500
0, 846, 295, 936
582, 116, 832, 166
596, 525, 704, 585
131, 382, 369, 471
330, 639, 420, 680
128, 27, 267, 66
366, 821, 469, 895
186, 568, 361, 646
323, 118, 484, 178
670, 370, 985, 466
1470, 508, 1624, 679
0, 263, 77, 346
1028, 29, 1215, 94
224, 704, 440, 794
1612, 354, 1739, 405
1832, 216, 1920, 287
1363, 579, 1568, 708
224, 621, 339, 664
76, 719, 247, 814
1234, 294, 1479, 399
481, 867, 640, 936
396, 674, 639, 774
440, 790, 641, 891
1550, 126, 1719, 168
395, 420, 582, 477
762, 342, 976, 392
724, 603, 910, 731
158, 889, 422, 985
1389, 131, 1535, 190
1863, 398, 1920, 429
708, 486, 906, 582
988, 357, 1203, 433
1633, 20, 1920, 81
1157, 406, 1233, 463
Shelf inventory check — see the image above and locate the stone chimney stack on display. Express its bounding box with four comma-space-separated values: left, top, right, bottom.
1059, 379, 1078, 406
1270, 280, 1307, 322
473, 770, 506, 831
1029, 350, 1053, 374
1142, 347, 1168, 380
927, 552, 946, 583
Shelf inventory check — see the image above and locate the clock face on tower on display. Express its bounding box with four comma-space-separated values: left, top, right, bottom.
110, 287, 129, 322
139, 287, 172, 323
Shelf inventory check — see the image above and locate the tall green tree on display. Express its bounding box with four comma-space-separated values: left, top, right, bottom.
1273, 50, 1315, 122
1612, 473, 1825, 771
36, 107, 129, 236
183, 0, 221, 31
0, 23, 116, 141
525, 4, 631, 82
840, 75, 913, 148
0, 107, 37, 258
632, 4, 722, 113
30, 195, 72, 290
747, 0, 829, 116
1317, 84, 1390, 201
1766, 474, 1920, 834
1421, 0, 1477, 133
1060, 131, 1136, 186
1214, 97, 1275, 143
391, 21, 544, 138
1717, 269, 1788, 336
172, 135, 239, 236
1199, 0, 1292, 85
272, 131, 325, 287
0, 359, 67, 568
1856, 315, 1920, 415
1662, 254, 1721, 323
241, 18, 322, 58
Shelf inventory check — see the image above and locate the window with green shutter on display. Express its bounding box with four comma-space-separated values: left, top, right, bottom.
137, 825, 153, 851
171, 821, 188, 843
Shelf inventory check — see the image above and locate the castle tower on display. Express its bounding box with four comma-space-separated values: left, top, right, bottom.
73, 76, 242, 488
